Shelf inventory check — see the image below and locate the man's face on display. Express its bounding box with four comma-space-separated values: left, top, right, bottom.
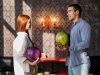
67, 7, 78, 21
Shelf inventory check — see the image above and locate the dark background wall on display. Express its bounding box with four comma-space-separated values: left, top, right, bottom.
31, 0, 100, 56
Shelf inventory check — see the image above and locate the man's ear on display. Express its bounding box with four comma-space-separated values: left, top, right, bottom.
76, 10, 79, 15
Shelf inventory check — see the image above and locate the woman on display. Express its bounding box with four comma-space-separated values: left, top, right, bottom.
13, 14, 39, 75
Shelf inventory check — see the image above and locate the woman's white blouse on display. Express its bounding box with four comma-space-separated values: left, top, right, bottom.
13, 32, 32, 75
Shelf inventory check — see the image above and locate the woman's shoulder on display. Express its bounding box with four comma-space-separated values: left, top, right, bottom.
13, 33, 28, 44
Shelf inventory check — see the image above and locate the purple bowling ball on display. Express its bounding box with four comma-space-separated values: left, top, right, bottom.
24, 47, 41, 62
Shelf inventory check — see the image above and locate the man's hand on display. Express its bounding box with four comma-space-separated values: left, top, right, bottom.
56, 44, 67, 51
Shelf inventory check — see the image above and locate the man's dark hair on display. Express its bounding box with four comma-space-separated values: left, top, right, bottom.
68, 4, 82, 17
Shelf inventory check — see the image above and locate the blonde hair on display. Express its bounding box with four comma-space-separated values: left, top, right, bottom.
17, 14, 30, 32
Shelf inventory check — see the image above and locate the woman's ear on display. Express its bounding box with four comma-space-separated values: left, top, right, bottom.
25, 19, 31, 30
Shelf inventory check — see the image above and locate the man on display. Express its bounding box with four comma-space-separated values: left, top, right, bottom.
66, 4, 91, 75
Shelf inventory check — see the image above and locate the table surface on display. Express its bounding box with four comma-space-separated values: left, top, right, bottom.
40, 57, 66, 62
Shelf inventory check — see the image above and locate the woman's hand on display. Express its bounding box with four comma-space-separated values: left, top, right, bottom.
24, 58, 40, 66
31, 58, 40, 66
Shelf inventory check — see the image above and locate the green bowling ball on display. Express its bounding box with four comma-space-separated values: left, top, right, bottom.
56, 31, 69, 46
37, 72, 44, 75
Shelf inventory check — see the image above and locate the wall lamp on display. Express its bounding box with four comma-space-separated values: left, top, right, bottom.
41, 15, 58, 28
